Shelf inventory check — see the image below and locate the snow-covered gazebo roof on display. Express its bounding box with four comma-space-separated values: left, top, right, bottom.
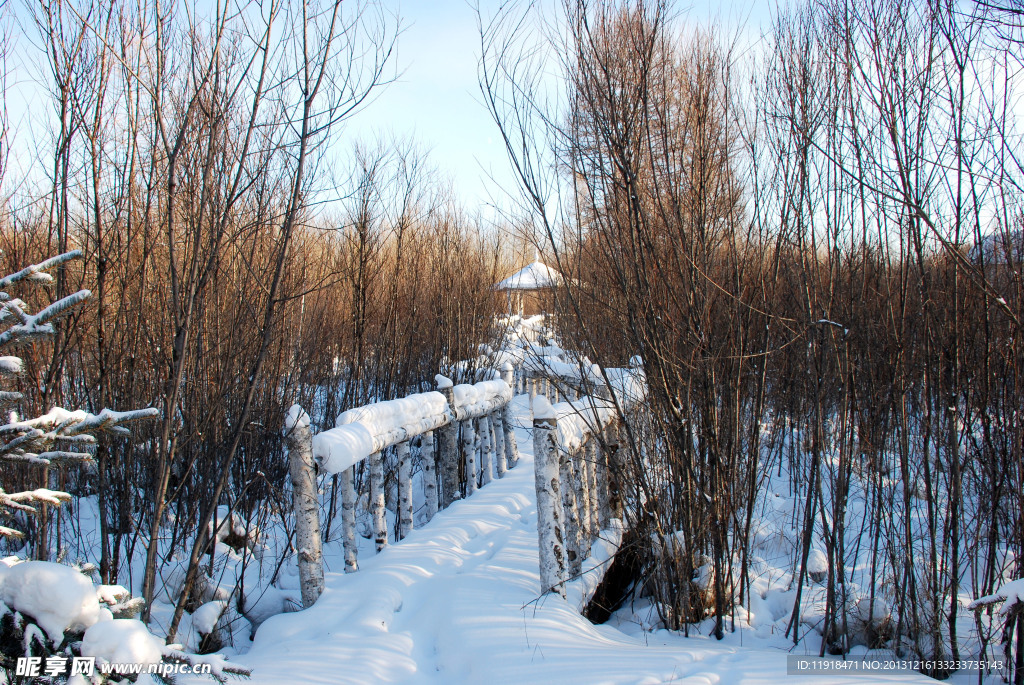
494, 257, 562, 292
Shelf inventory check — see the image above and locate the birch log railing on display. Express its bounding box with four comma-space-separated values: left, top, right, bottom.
488, 320, 646, 601
282, 366, 518, 606
530, 363, 644, 600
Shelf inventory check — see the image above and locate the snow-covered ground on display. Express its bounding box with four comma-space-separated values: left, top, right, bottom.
211, 396, 935, 685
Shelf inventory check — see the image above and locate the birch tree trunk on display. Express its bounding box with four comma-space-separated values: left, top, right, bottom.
341, 466, 358, 573
602, 421, 620, 524
286, 412, 324, 606
575, 439, 593, 557
533, 412, 566, 597
422, 430, 438, 520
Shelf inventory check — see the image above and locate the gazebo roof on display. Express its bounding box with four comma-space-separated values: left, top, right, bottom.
494, 258, 562, 291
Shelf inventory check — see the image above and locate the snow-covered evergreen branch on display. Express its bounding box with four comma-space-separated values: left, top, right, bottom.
0, 250, 159, 539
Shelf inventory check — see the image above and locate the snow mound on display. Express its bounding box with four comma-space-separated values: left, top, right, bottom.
193, 601, 226, 635
81, 619, 164, 667
807, 548, 828, 574
96, 584, 130, 605
0, 356, 23, 375
0, 560, 102, 642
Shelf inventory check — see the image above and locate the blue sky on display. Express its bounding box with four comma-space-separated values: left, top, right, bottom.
339, 0, 773, 211
340, 1, 504, 207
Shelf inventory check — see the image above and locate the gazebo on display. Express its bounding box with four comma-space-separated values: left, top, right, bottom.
494, 254, 562, 315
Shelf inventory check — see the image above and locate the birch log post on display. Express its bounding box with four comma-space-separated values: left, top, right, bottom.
341, 466, 358, 573
285, 406, 324, 606
437, 378, 461, 509
532, 395, 566, 597
463, 419, 478, 497
422, 430, 438, 521
500, 362, 520, 469
561, 447, 583, 577
397, 440, 414, 539
585, 437, 601, 538
604, 421, 623, 522
493, 411, 507, 478
480, 414, 494, 486
575, 440, 593, 559
369, 450, 388, 552
594, 386, 614, 528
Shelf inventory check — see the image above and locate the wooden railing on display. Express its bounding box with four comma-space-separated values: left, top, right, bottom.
283, 365, 519, 606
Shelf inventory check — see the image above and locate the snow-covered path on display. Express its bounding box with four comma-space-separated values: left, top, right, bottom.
229, 397, 932, 684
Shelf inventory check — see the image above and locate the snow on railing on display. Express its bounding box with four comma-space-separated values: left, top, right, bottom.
488, 314, 645, 410
282, 365, 520, 605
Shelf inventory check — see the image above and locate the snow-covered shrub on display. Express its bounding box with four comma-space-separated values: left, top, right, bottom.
0, 558, 250, 683
850, 596, 894, 648
969, 578, 1024, 683
0, 559, 140, 681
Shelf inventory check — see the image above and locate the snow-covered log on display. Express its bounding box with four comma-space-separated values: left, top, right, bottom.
284, 405, 323, 607
533, 395, 566, 597
422, 430, 438, 520
451, 379, 512, 420
397, 440, 414, 539
969, 578, 1024, 615
312, 391, 450, 474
